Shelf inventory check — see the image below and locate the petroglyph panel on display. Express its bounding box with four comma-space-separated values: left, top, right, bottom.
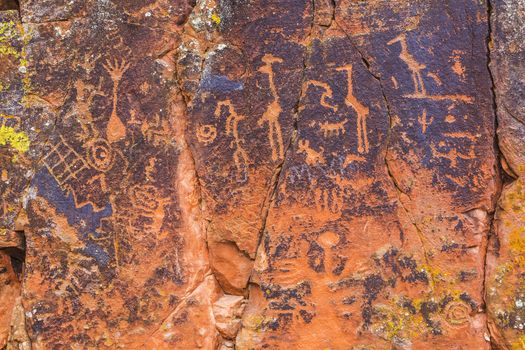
0, 0, 519, 349
238, 1, 498, 349
15, 3, 218, 348
187, 0, 311, 294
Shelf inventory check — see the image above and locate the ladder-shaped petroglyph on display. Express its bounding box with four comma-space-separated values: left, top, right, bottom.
336, 65, 370, 154
215, 100, 249, 178
388, 34, 473, 103
305, 80, 338, 112
44, 136, 90, 187
103, 58, 130, 143
319, 118, 348, 138
258, 54, 285, 161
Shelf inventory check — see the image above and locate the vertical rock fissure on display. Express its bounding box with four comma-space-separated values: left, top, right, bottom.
484, 0, 504, 347
250, 0, 316, 275
334, 18, 438, 289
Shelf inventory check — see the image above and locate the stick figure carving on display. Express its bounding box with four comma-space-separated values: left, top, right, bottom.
258, 54, 285, 161
336, 64, 370, 154
214, 100, 249, 178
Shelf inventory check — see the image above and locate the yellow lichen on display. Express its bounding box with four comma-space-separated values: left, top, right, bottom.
211, 13, 221, 25
511, 335, 525, 350
0, 124, 30, 153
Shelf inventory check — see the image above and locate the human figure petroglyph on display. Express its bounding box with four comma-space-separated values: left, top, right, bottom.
319, 118, 348, 138
388, 34, 427, 95
297, 139, 325, 166
103, 58, 130, 143
336, 64, 370, 154
417, 109, 433, 134
306, 80, 338, 112
215, 100, 249, 178
258, 54, 285, 161
64, 80, 106, 141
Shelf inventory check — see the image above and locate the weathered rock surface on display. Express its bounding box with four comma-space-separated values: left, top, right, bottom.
486, 1, 525, 349
0, 0, 523, 349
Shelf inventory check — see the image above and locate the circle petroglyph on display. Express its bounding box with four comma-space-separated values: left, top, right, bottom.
86, 138, 114, 171
196, 124, 217, 145
444, 301, 470, 326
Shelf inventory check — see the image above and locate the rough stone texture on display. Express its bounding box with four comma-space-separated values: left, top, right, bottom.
0, 0, 523, 349
486, 1, 525, 349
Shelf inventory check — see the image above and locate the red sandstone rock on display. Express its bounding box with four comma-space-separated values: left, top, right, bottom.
0, 0, 522, 349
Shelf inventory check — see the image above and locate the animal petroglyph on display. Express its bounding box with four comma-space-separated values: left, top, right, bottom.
258, 54, 285, 161
388, 34, 473, 104
103, 58, 130, 143
388, 34, 427, 94
336, 65, 370, 154
215, 100, 249, 178
319, 118, 348, 138
306, 80, 338, 112
297, 139, 325, 166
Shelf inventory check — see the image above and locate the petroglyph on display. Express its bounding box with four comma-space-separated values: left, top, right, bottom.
258, 54, 285, 161
64, 80, 106, 141
86, 138, 114, 172
314, 186, 343, 214
43, 136, 90, 187
336, 65, 370, 154
141, 114, 171, 147
319, 118, 348, 138
418, 109, 433, 134
306, 80, 338, 112
388, 34, 473, 104
215, 100, 249, 179
297, 139, 325, 166
388, 34, 427, 94
196, 124, 217, 145
103, 58, 130, 143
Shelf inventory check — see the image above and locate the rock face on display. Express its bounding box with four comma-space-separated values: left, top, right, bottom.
0, 0, 523, 349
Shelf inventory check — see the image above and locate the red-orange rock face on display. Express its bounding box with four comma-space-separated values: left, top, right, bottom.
0, 0, 522, 349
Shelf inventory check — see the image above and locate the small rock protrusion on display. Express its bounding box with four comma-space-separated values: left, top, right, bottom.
213, 294, 246, 339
